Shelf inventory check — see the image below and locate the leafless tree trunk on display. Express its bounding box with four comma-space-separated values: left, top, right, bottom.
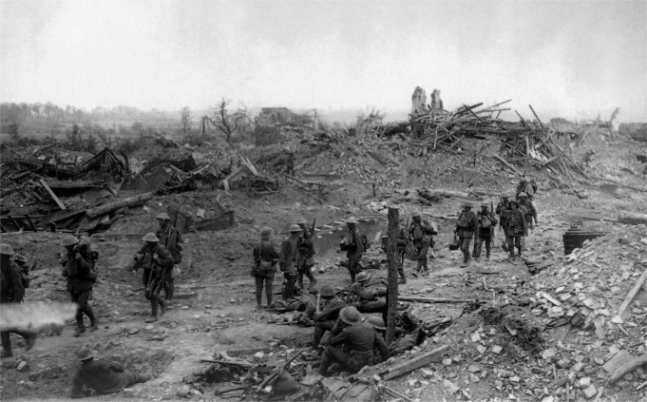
386, 207, 399, 343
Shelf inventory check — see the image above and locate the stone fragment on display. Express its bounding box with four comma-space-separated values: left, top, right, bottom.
582, 385, 597, 399
492, 345, 503, 354
576, 377, 591, 388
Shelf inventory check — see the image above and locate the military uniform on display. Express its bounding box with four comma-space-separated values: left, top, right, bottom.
319, 307, 389, 376
502, 202, 527, 258
296, 223, 317, 290
63, 239, 98, 336
455, 205, 477, 265
518, 195, 538, 231
252, 229, 279, 308
350, 272, 388, 326
340, 219, 364, 282
156, 213, 182, 300
280, 226, 301, 300
133, 234, 174, 321
70, 349, 148, 398
473, 205, 497, 260
1, 244, 37, 357
408, 216, 437, 274
306, 286, 345, 346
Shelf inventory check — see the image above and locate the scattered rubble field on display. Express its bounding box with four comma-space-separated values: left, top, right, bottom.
1, 98, 647, 401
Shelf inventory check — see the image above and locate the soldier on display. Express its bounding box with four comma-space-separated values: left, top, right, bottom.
349, 271, 388, 326
516, 175, 538, 200
1, 243, 37, 358
517, 192, 538, 230
408, 215, 437, 274
296, 219, 317, 290
495, 195, 510, 230
62, 237, 98, 337
280, 225, 302, 300
319, 306, 388, 376
455, 203, 477, 266
14, 254, 31, 289
473, 203, 497, 260
155, 212, 182, 300
305, 285, 345, 347
70, 347, 149, 398
503, 201, 527, 260
132, 233, 174, 322
252, 227, 279, 309
380, 222, 408, 284
339, 218, 365, 282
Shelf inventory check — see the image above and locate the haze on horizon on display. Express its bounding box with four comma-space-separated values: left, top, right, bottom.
1, 0, 646, 122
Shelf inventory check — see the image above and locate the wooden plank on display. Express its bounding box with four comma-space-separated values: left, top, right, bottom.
528, 104, 545, 130
615, 266, 647, 319
609, 353, 647, 384
386, 207, 399, 343
379, 345, 449, 380
86, 192, 153, 218
493, 154, 521, 175
39, 178, 66, 210
399, 296, 474, 304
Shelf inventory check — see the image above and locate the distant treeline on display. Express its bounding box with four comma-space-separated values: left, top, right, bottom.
0, 102, 181, 138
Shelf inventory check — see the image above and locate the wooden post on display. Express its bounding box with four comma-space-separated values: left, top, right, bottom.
386, 207, 399, 343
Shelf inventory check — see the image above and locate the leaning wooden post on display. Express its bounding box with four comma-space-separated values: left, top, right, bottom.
386, 207, 399, 343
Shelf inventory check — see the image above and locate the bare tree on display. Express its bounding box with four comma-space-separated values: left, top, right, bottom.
180, 106, 192, 134
212, 99, 251, 143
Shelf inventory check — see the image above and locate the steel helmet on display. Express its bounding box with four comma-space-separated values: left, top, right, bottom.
142, 232, 159, 242
156, 212, 170, 220
0, 243, 15, 256
339, 306, 361, 325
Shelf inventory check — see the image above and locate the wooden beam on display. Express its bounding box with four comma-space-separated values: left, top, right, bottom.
615, 265, 647, 319
379, 345, 449, 380
493, 154, 521, 175
39, 178, 66, 210
528, 104, 545, 130
386, 207, 399, 344
609, 353, 647, 384
86, 192, 153, 219
399, 296, 474, 304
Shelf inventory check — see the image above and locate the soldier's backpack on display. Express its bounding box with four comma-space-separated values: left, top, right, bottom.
457, 211, 472, 228
480, 214, 493, 229
411, 225, 424, 241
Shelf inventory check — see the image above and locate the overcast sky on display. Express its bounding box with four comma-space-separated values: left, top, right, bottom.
1, 0, 646, 121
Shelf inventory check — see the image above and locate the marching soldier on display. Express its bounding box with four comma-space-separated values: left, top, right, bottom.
503, 201, 527, 260
1, 243, 37, 357
455, 203, 477, 266
517, 192, 538, 230
155, 212, 182, 300
516, 175, 538, 200
62, 237, 98, 337
296, 219, 317, 290
408, 215, 437, 274
132, 233, 174, 322
473, 203, 497, 260
280, 225, 302, 300
252, 227, 279, 309
339, 218, 365, 282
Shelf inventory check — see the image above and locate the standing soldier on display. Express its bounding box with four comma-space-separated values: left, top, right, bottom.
132, 233, 174, 322
1, 243, 37, 358
503, 201, 527, 260
517, 193, 538, 230
455, 203, 477, 266
495, 195, 510, 229
296, 219, 317, 291
62, 237, 98, 337
516, 175, 538, 200
252, 227, 279, 309
339, 218, 365, 282
155, 212, 182, 300
408, 215, 437, 275
280, 225, 302, 300
473, 204, 497, 260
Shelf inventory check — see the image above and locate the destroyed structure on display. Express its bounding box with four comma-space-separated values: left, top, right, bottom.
1, 88, 647, 402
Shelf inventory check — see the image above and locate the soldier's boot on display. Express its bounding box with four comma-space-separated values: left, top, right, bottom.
147, 299, 159, 323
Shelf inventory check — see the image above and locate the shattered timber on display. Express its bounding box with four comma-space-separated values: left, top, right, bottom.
1, 89, 647, 402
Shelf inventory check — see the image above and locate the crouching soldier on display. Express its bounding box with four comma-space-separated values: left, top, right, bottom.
280, 225, 302, 300
473, 203, 497, 260
319, 306, 388, 376
350, 271, 388, 326
132, 233, 173, 322
155, 212, 182, 300
62, 237, 98, 337
305, 285, 345, 347
70, 347, 149, 398
252, 227, 279, 309
1, 243, 37, 358
339, 218, 365, 282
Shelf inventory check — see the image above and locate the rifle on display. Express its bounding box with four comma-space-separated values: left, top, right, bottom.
490, 200, 495, 239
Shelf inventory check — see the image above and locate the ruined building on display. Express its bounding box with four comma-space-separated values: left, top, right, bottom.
411, 86, 427, 114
